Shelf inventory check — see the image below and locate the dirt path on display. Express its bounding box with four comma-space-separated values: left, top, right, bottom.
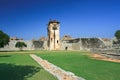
30, 54, 85, 80
90, 53, 120, 63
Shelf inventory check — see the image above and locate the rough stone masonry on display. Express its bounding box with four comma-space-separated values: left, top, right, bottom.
30, 54, 85, 80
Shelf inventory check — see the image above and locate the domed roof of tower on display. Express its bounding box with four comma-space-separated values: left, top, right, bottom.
48, 20, 60, 25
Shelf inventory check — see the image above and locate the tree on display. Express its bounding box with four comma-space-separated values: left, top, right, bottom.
115, 30, 120, 40
115, 30, 120, 43
0, 30, 10, 48
15, 42, 27, 51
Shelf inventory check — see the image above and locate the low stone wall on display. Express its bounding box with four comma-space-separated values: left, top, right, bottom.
30, 54, 85, 80
0, 40, 34, 51
91, 49, 120, 59
0, 40, 48, 51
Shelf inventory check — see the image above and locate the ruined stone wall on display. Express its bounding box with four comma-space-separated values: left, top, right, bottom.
32, 41, 47, 50
61, 41, 72, 50
0, 40, 48, 51
33, 41, 44, 50
61, 38, 107, 50
0, 40, 34, 51
0, 38, 111, 51
72, 43, 81, 50
80, 38, 105, 49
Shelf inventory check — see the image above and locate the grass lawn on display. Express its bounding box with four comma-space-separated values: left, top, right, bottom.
0, 52, 57, 80
36, 51, 120, 80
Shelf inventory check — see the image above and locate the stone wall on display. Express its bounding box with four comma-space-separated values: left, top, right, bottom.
61, 40, 72, 50
0, 40, 48, 51
0, 40, 34, 51
0, 37, 112, 51
72, 43, 81, 50
61, 38, 107, 50
32, 40, 47, 50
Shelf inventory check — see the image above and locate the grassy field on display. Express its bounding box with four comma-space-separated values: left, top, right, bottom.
0, 50, 120, 80
0, 52, 57, 80
36, 51, 120, 80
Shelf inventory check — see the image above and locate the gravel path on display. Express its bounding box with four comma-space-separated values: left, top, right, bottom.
30, 54, 85, 80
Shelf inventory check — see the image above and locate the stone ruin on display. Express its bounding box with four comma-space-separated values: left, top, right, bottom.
61, 38, 106, 50
0, 20, 113, 51
0, 36, 112, 51
0, 20, 120, 59
47, 20, 60, 50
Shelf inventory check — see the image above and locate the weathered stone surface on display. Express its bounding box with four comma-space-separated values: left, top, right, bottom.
30, 54, 85, 80
61, 38, 108, 50
47, 20, 60, 50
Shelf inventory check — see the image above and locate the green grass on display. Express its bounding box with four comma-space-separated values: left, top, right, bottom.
0, 52, 57, 80
0, 50, 120, 80
36, 51, 120, 80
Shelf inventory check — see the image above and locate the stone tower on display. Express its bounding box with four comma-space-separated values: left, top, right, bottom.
47, 20, 60, 50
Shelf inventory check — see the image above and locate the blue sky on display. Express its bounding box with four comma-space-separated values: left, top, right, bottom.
0, 0, 120, 40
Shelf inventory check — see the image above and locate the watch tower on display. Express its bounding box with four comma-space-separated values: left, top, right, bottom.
47, 20, 60, 50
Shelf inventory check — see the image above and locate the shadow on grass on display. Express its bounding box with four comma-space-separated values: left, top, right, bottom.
0, 50, 30, 52
0, 51, 17, 52
0, 63, 40, 80
0, 55, 12, 57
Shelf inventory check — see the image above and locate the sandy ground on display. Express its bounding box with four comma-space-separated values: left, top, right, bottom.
90, 53, 120, 63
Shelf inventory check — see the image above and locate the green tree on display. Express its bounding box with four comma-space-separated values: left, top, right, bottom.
115, 30, 120, 40
15, 42, 27, 51
115, 30, 120, 43
0, 30, 10, 48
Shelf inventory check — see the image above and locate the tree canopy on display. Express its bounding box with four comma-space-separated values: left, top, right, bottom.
15, 42, 27, 50
0, 30, 10, 48
115, 30, 120, 40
